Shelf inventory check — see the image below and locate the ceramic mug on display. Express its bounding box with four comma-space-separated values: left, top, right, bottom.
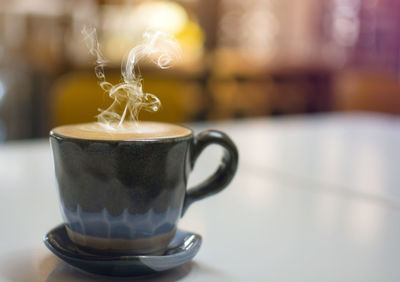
50, 123, 238, 255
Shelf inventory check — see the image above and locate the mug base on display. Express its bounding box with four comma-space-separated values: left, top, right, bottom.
65, 226, 176, 255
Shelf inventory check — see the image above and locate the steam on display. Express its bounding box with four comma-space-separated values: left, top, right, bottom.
81, 26, 181, 129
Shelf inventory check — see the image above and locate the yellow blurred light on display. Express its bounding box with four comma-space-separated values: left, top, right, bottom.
176, 20, 204, 49
101, 1, 204, 65
134, 1, 188, 35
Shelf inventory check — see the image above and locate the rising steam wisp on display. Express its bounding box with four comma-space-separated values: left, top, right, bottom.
82, 26, 181, 130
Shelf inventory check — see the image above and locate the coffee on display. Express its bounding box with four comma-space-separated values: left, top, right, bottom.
51, 121, 192, 141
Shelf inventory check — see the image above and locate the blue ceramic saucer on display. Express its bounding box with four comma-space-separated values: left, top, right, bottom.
44, 224, 202, 277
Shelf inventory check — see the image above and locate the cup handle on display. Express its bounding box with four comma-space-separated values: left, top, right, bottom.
181, 130, 239, 216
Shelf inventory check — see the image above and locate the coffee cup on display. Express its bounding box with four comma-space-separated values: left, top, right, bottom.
50, 121, 238, 255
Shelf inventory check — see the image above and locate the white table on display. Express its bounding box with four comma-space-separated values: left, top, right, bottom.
1, 113, 400, 282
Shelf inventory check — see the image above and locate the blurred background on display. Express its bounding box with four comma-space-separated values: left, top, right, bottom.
0, 0, 400, 140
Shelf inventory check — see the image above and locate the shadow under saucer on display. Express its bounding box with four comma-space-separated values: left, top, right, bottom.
46, 260, 194, 282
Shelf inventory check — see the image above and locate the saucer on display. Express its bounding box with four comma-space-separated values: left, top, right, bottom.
44, 224, 202, 277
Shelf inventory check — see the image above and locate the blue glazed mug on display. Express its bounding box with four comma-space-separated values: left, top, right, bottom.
50, 122, 238, 255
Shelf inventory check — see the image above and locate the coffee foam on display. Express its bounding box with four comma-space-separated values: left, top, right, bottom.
52, 122, 192, 140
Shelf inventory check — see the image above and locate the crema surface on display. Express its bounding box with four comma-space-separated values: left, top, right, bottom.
52, 122, 192, 140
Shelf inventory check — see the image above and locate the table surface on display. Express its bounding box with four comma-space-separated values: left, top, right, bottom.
1, 113, 400, 282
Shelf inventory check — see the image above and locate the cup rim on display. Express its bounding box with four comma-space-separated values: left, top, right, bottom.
50, 122, 193, 143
